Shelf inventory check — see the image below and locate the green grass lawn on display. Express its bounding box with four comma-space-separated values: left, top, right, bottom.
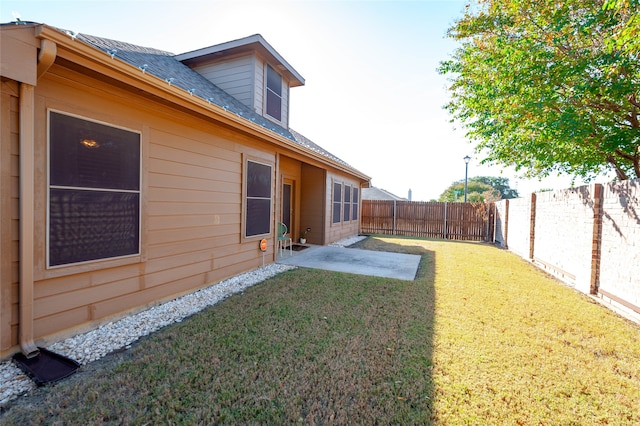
2, 236, 639, 424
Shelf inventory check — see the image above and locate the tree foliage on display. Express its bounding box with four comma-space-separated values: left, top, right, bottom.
439, 0, 640, 181
471, 176, 520, 198
604, 0, 640, 54
438, 176, 517, 202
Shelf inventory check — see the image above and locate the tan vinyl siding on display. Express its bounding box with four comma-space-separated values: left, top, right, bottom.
254, 57, 264, 116
0, 79, 21, 353
300, 164, 326, 245
191, 55, 254, 108
21, 64, 278, 346
282, 84, 289, 128
326, 171, 361, 244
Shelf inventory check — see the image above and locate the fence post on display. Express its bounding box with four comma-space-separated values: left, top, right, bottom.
393, 200, 397, 235
443, 202, 447, 240
485, 203, 491, 242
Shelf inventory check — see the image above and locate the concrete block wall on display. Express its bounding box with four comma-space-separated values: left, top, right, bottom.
501, 196, 532, 259
494, 199, 507, 247
495, 179, 639, 317
533, 187, 597, 293
599, 180, 640, 313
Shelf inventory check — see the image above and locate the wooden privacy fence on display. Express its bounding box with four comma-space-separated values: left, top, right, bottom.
360, 200, 496, 242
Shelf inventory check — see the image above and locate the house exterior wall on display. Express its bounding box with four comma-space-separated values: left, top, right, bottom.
0, 26, 369, 358
278, 155, 302, 240
191, 55, 255, 108
190, 54, 289, 129
0, 26, 38, 85
300, 164, 326, 245
2, 63, 287, 353
0, 78, 21, 352
254, 57, 264, 117
325, 171, 361, 244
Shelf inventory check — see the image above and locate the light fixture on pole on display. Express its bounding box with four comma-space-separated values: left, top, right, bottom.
463, 155, 471, 202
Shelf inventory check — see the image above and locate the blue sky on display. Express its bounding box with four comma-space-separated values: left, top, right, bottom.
2, 0, 596, 200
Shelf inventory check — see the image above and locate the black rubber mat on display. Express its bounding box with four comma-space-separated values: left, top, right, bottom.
291, 244, 309, 251
13, 347, 80, 386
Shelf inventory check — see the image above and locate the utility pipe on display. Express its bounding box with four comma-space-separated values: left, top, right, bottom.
19, 82, 38, 358
19, 38, 57, 358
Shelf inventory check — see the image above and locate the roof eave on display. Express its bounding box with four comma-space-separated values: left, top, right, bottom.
35, 25, 366, 181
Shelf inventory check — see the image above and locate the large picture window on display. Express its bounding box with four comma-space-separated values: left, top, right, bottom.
48, 111, 141, 267
266, 65, 282, 121
332, 182, 342, 224
245, 160, 272, 237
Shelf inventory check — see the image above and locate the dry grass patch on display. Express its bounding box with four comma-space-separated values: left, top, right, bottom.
1, 236, 639, 425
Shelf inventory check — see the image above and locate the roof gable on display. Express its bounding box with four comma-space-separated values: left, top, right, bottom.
175, 34, 304, 87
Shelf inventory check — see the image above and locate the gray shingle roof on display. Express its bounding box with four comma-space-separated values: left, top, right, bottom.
362, 187, 408, 201
60, 28, 358, 173
75, 32, 295, 139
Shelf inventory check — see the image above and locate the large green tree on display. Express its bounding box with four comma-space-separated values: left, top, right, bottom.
438, 176, 516, 202
439, 0, 640, 181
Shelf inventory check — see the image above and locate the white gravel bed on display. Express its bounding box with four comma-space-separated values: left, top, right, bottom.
0, 263, 296, 407
329, 235, 367, 247
0, 235, 366, 407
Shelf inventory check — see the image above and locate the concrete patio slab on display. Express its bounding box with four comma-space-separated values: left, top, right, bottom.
276, 246, 421, 281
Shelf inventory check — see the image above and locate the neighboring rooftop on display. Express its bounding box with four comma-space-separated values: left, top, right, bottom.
362, 187, 408, 201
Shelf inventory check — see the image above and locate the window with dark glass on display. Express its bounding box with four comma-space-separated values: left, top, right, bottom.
48, 111, 140, 267
344, 185, 351, 222
352, 187, 359, 221
332, 182, 342, 224
266, 65, 282, 121
245, 160, 272, 237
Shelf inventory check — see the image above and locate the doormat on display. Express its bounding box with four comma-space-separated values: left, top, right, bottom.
291, 244, 309, 251
13, 347, 80, 386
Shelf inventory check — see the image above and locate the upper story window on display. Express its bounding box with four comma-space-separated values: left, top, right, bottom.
48, 111, 141, 267
265, 64, 282, 121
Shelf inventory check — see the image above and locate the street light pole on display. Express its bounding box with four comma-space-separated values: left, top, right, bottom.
463, 155, 471, 202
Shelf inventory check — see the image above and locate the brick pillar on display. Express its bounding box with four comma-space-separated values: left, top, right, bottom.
529, 193, 536, 260
590, 184, 603, 294
504, 199, 509, 249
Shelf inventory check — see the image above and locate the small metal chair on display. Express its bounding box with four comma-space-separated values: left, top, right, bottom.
277, 222, 292, 256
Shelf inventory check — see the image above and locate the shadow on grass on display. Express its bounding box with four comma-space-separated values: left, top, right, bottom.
1, 237, 438, 424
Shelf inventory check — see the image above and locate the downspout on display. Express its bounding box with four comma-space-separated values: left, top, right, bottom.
19, 38, 56, 358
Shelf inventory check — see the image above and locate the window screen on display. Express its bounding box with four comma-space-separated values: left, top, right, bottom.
352, 187, 359, 221
332, 182, 342, 224
245, 160, 272, 237
266, 65, 282, 121
344, 185, 351, 222
48, 111, 140, 266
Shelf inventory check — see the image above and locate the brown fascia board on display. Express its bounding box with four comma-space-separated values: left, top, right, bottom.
33, 25, 368, 182
175, 34, 305, 87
